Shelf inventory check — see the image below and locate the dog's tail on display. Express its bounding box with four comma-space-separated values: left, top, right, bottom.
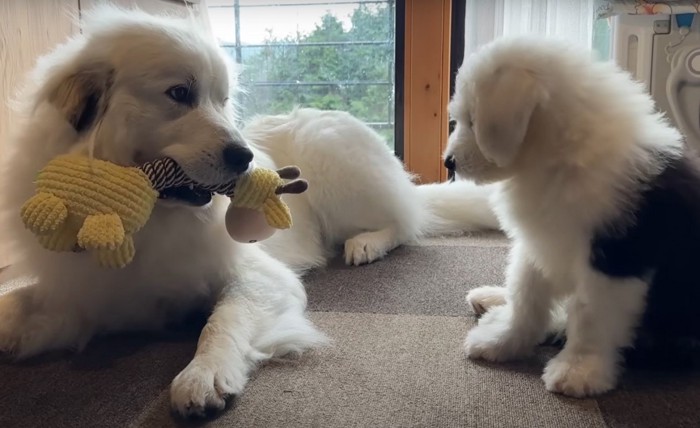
416, 180, 500, 237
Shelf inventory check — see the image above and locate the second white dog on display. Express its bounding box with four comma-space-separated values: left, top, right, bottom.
248, 108, 499, 273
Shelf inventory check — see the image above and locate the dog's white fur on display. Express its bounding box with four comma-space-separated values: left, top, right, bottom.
247, 109, 499, 271
445, 36, 683, 397
0, 6, 497, 417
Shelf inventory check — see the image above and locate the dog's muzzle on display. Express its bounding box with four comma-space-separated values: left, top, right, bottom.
444, 155, 456, 182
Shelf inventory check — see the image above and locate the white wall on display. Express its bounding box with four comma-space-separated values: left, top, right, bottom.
0, 1, 79, 267
0, 1, 79, 161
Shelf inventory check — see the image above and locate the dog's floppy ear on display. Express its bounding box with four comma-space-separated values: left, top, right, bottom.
474, 67, 544, 167
45, 65, 113, 132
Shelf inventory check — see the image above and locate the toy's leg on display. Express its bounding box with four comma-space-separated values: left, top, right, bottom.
36, 216, 82, 252
263, 198, 292, 229
95, 235, 135, 269
77, 213, 125, 250
20, 192, 68, 234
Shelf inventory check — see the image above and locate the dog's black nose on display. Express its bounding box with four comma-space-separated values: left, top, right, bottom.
444, 155, 456, 171
223, 145, 254, 173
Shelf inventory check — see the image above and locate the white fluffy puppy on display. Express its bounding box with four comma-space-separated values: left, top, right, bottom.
445, 36, 700, 397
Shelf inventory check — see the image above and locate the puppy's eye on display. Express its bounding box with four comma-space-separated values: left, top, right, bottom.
166, 85, 191, 104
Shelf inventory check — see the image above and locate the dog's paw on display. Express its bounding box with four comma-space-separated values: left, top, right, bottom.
344, 232, 389, 266
466, 286, 507, 315
464, 305, 533, 362
170, 357, 248, 418
542, 351, 617, 398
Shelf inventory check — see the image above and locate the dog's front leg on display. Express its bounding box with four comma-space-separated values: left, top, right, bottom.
542, 270, 648, 397
170, 290, 258, 418
0, 285, 93, 357
464, 243, 554, 361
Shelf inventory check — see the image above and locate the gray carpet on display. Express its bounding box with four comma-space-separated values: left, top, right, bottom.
1, 234, 699, 427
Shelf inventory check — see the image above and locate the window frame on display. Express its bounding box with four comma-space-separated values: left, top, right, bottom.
209, 0, 460, 182
399, 0, 459, 183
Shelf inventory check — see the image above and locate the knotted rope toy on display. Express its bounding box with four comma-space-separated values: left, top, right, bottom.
20, 154, 307, 268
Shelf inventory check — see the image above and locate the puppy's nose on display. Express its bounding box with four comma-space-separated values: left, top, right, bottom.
223, 145, 254, 173
444, 155, 456, 171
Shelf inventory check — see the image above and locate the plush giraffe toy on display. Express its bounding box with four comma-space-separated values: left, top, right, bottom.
20, 154, 307, 268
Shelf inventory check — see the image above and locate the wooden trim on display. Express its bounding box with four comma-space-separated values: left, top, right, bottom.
402, 0, 452, 184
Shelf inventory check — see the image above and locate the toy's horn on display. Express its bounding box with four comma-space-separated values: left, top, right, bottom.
276, 166, 301, 180
276, 179, 308, 195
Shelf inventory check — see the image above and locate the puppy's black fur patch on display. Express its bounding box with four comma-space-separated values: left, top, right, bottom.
591, 149, 700, 368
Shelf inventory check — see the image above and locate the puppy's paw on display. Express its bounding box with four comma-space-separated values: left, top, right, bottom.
464, 306, 533, 362
170, 357, 248, 418
542, 351, 617, 398
344, 232, 388, 266
466, 286, 507, 315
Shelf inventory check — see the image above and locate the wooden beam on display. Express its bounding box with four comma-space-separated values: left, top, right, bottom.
402, 0, 452, 183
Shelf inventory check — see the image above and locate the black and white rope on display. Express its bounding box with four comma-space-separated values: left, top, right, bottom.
139, 157, 238, 195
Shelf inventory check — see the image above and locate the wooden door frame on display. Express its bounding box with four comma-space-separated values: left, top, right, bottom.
400, 0, 454, 184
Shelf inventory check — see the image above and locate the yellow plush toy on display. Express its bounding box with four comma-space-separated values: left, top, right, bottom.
224, 166, 308, 244
21, 154, 307, 268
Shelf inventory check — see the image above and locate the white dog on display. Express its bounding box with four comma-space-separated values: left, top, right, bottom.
0, 6, 496, 417
445, 36, 700, 397
249, 108, 498, 272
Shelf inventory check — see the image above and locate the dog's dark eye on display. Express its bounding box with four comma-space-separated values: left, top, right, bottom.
166, 85, 192, 104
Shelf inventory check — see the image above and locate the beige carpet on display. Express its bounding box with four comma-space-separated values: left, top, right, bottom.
1, 234, 699, 427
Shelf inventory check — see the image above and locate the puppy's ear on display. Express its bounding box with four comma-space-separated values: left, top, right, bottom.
46, 65, 113, 132
474, 67, 545, 167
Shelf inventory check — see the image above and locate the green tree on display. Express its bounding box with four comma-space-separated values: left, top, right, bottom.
231, 3, 396, 146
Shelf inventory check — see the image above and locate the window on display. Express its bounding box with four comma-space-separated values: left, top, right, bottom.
207, 0, 398, 151
463, 0, 611, 59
